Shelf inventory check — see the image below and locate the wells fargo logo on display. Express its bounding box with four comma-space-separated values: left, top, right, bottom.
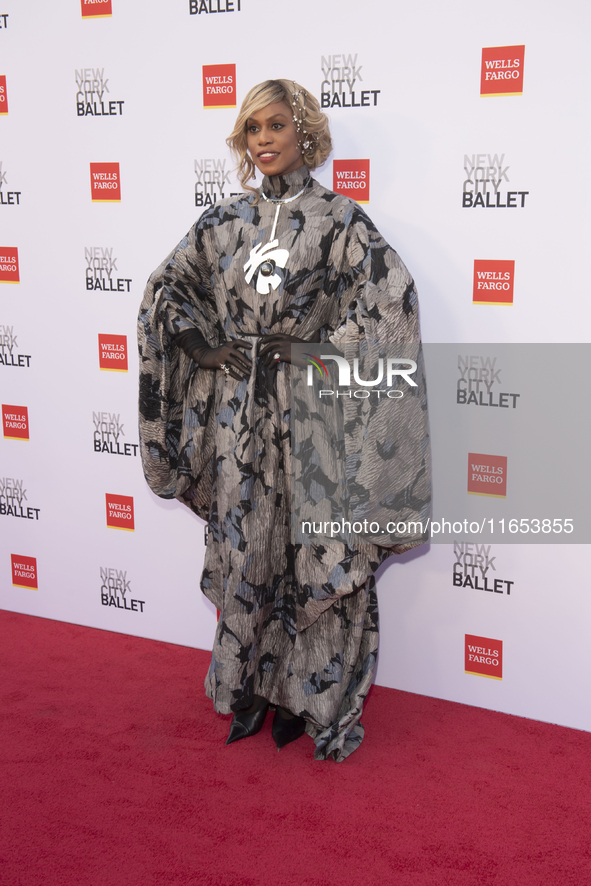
202, 64, 236, 109
473, 260, 515, 306
2, 404, 29, 440
90, 163, 121, 202
11, 554, 38, 590
333, 159, 370, 204
0, 75, 7, 115
468, 453, 507, 498
98, 334, 127, 371
465, 634, 503, 680
81, 0, 112, 18
0, 247, 19, 283
105, 494, 134, 531
481, 45, 525, 97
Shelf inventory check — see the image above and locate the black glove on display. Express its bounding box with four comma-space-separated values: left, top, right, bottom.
258, 330, 321, 371
175, 329, 252, 381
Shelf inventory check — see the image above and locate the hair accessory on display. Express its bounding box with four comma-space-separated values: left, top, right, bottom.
290, 83, 318, 155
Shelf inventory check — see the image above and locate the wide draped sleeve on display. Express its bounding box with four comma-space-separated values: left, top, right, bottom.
293, 203, 430, 569
137, 215, 223, 518
339, 208, 429, 553
327, 202, 421, 345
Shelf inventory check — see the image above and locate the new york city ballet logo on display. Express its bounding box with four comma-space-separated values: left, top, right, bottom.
194, 158, 236, 207
307, 354, 417, 400
85, 247, 132, 292
462, 154, 528, 209
100, 566, 145, 612
465, 634, 503, 680
190, 0, 241, 14
1, 477, 40, 521
467, 453, 507, 499
93, 410, 138, 457
456, 354, 520, 409
0, 247, 19, 283
81, 0, 112, 18
11, 554, 38, 590
2, 404, 29, 440
98, 334, 128, 371
0, 75, 8, 115
481, 45, 525, 97
202, 64, 236, 109
76, 68, 124, 117
473, 260, 515, 306
0, 162, 21, 205
333, 159, 370, 204
320, 53, 381, 108
105, 494, 134, 531
90, 163, 121, 202
453, 544, 514, 595
0, 323, 31, 368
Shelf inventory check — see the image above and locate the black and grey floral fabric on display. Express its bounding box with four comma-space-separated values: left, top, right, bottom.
138, 166, 430, 761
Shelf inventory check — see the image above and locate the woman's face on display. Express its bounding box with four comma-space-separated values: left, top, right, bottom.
246, 101, 303, 178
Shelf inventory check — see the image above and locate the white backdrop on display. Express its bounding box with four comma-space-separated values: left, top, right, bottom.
1, 0, 590, 732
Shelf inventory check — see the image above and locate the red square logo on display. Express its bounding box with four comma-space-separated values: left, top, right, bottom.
333, 159, 370, 204
473, 260, 515, 305
468, 453, 507, 498
481, 45, 525, 97
0, 75, 7, 115
202, 64, 236, 109
2, 404, 29, 440
465, 634, 503, 680
11, 554, 38, 590
90, 162, 121, 202
0, 247, 19, 283
81, 0, 112, 18
106, 494, 134, 531
98, 334, 128, 372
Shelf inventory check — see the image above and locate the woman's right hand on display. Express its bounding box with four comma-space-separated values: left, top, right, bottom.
193, 340, 252, 381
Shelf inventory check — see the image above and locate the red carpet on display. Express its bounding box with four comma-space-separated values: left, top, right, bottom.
1, 610, 590, 886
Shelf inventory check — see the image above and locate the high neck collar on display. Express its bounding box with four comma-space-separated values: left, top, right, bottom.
261, 165, 311, 200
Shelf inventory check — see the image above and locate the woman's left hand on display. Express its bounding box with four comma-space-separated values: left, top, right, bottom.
259, 332, 320, 370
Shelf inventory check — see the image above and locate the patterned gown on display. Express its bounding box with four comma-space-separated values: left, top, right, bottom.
138, 165, 430, 761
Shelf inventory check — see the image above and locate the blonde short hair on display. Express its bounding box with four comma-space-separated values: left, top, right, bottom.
226, 79, 332, 197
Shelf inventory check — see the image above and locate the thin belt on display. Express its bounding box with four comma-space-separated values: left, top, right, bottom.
228, 330, 321, 339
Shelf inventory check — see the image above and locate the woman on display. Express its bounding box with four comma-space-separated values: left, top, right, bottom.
138, 79, 430, 762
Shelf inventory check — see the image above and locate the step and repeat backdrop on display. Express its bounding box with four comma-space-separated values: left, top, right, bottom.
1, 0, 590, 733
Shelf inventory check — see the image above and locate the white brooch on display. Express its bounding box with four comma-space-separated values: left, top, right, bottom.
243, 177, 309, 294
243, 240, 290, 294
